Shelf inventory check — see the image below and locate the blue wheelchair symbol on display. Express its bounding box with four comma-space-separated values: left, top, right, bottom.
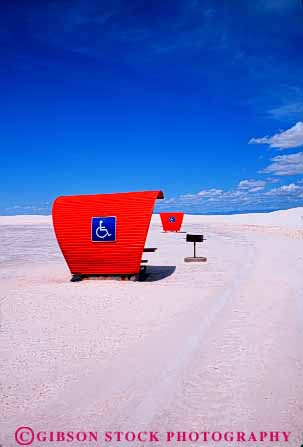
92, 217, 116, 242
168, 216, 176, 223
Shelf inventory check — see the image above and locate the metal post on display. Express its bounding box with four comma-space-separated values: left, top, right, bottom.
194, 242, 196, 258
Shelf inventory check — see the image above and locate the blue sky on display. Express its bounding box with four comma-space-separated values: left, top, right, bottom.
1, 0, 303, 214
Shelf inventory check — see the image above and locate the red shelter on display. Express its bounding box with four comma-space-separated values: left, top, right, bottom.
52, 190, 164, 278
160, 212, 184, 232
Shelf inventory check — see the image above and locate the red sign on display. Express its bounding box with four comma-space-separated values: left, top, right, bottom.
160, 212, 184, 232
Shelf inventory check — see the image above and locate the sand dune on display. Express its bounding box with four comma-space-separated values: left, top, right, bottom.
0, 209, 303, 447
1, 206, 303, 228
0, 214, 52, 225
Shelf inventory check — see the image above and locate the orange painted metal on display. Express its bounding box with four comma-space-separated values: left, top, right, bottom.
52, 191, 164, 275
160, 212, 184, 232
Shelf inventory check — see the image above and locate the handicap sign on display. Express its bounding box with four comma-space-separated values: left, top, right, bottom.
168, 216, 176, 223
91, 216, 116, 242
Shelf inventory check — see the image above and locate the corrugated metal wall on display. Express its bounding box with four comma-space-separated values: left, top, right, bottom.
160, 212, 184, 232
52, 191, 163, 275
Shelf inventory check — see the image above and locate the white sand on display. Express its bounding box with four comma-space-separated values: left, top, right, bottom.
0, 208, 303, 447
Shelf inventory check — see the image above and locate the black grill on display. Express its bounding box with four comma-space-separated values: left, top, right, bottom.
186, 234, 204, 243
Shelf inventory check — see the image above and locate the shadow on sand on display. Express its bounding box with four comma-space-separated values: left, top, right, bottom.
144, 265, 176, 282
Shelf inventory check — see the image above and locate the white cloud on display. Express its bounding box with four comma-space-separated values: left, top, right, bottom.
278, 183, 301, 192
249, 186, 264, 192
157, 179, 303, 213
269, 102, 303, 120
249, 122, 303, 149
265, 183, 303, 196
197, 188, 223, 197
179, 193, 198, 200
265, 177, 280, 184
238, 179, 267, 191
261, 151, 303, 175
163, 197, 176, 204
